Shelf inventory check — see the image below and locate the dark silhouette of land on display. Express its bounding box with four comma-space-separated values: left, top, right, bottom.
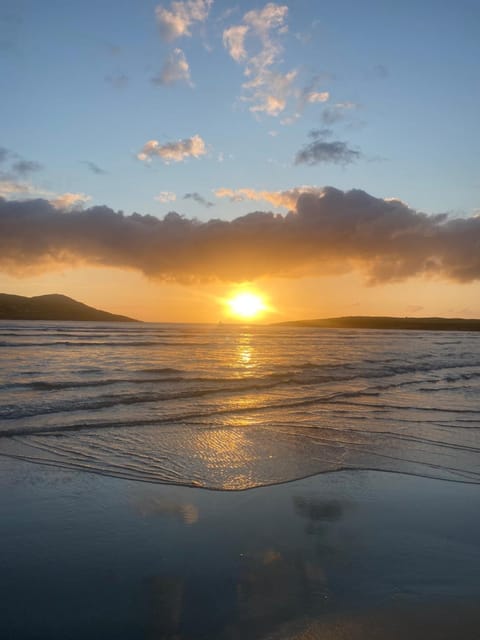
0, 293, 138, 322
277, 316, 480, 332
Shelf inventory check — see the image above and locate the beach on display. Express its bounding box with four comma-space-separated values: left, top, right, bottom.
1, 321, 479, 638
1, 457, 479, 639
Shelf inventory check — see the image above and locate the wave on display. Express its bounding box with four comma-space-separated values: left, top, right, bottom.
0, 340, 208, 348
1, 322, 479, 491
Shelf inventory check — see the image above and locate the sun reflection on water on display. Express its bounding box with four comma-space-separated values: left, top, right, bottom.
236, 333, 256, 372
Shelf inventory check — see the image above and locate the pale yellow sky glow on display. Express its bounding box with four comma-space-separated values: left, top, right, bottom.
2, 267, 480, 323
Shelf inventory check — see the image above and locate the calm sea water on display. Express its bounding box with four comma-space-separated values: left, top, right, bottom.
0, 321, 479, 489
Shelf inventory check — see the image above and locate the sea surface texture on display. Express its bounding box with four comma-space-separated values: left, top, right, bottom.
0, 322, 479, 489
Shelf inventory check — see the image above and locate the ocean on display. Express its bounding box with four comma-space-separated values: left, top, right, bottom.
1, 321, 479, 488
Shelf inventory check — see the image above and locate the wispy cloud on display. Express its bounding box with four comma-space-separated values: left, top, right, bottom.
214, 186, 319, 209
321, 101, 358, 125
152, 48, 192, 86
155, 0, 212, 41
223, 3, 299, 117
0, 179, 89, 210
155, 191, 177, 203
0, 146, 88, 210
184, 192, 214, 207
0, 147, 43, 178
10, 159, 42, 177
49, 193, 91, 210
222, 25, 249, 62
295, 129, 361, 166
137, 134, 207, 163
305, 91, 329, 104
3, 187, 480, 284
82, 161, 107, 175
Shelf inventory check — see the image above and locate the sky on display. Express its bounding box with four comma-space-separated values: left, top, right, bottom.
1, 0, 480, 322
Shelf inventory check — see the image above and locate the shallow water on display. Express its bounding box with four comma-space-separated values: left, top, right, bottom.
1, 321, 479, 488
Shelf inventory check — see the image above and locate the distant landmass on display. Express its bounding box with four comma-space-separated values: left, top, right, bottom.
0, 294, 138, 322
277, 316, 480, 332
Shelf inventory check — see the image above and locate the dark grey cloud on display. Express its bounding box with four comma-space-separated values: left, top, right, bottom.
1, 188, 480, 284
0, 147, 43, 182
184, 192, 214, 208
82, 161, 107, 175
11, 159, 42, 177
295, 131, 361, 166
308, 128, 332, 140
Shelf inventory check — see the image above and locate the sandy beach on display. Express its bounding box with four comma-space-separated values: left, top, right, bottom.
2, 457, 479, 639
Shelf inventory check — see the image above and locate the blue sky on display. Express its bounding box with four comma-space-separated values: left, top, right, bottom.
1, 0, 480, 322
2, 0, 479, 219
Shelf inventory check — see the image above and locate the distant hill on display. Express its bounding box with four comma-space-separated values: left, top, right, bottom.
277, 316, 480, 332
0, 294, 138, 322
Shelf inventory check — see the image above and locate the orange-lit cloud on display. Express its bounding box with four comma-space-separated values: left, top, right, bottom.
49, 193, 91, 209
214, 186, 320, 209
137, 134, 206, 163
1, 187, 480, 284
223, 3, 298, 117
155, 0, 212, 41
151, 48, 192, 86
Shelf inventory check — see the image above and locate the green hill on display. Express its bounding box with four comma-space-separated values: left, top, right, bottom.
0, 293, 138, 322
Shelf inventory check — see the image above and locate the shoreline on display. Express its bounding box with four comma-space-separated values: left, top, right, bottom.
1, 449, 479, 490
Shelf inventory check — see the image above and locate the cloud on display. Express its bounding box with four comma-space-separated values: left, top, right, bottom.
155, 0, 212, 41
155, 191, 177, 203
223, 3, 298, 117
10, 160, 42, 177
305, 91, 329, 104
137, 134, 206, 163
50, 193, 91, 210
214, 186, 319, 209
295, 130, 361, 166
0, 147, 43, 178
152, 48, 192, 86
3, 187, 480, 284
82, 161, 107, 175
0, 178, 89, 211
0, 179, 41, 198
222, 25, 249, 62
0, 147, 88, 213
321, 101, 358, 125
184, 192, 214, 207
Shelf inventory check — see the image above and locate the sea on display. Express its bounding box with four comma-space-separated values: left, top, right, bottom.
1, 321, 479, 489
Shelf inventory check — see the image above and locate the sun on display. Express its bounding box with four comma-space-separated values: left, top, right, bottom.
227, 292, 267, 319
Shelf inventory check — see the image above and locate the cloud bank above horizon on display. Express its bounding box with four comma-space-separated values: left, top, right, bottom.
1, 187, 479, 285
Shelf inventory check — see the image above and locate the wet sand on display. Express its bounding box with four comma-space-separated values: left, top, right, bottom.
1, 459, 479, 639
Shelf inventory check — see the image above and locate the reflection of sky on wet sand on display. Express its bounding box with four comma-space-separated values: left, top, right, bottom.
2, 458, 480, 640
134, 494, 199, 525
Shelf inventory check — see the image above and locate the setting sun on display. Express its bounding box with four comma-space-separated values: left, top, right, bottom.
227, 292, 267, 319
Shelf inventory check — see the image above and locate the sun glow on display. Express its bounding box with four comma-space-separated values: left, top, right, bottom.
227, 292, 267, 319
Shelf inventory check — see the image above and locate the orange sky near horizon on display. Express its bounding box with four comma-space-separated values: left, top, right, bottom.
2, 266, 480, 323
